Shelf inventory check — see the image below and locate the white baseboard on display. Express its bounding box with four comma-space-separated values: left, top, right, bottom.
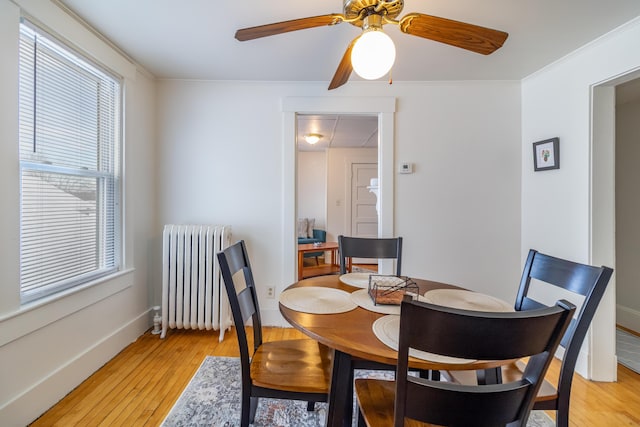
0, 311, 149, 427
261, 308, 290, 328
617, 304, 640, 333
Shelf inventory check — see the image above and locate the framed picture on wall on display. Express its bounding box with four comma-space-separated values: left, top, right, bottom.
533, 137, 560, 171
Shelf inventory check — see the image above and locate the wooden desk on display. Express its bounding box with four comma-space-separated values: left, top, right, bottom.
297, 242, 339, 280
279, 275, 510, 427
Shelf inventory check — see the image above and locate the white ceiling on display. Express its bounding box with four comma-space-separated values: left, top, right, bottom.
57, 0, 640, 83
55, 0, 640, 147
297, 114, 378, 152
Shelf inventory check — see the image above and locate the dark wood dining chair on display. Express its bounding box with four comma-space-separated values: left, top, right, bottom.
217, 240, 331, 427
338, 235, 403, 275
355, 296, 576, 427
445, 249, 614, 427
338, 234, 407, 414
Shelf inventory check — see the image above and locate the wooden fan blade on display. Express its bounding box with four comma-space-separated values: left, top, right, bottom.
235, 14, 343, 41
328, 36, 359, 90
399, 13, 508, 55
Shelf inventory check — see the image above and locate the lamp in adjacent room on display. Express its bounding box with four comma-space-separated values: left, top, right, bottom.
304, 133, 322, 144
351, 14, 396, 80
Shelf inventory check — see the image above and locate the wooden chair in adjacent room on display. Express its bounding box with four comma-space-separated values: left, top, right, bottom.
355, 296, 576, 427
217, 240, 331, 427
445, 249, 614, 427
338, 235, 403, 275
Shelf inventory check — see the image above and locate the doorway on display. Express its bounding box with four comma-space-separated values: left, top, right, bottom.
592, 72, 640, 381
296, 114, 379, 276
613, 77, 640, 336
282, 96, 396, 281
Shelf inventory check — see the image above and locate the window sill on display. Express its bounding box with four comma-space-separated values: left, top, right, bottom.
0, 268, 134, 347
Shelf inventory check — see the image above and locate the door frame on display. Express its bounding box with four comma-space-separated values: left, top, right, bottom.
283, 97, 396, 281
590, 84, 617, 381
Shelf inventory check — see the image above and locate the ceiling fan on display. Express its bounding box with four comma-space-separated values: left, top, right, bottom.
235, 0, 508, 90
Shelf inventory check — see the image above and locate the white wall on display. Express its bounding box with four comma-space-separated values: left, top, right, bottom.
156, 79, 522, 324
0, 0, 21, 318
395, 83, 522, 296
297, 151, 326, 229
616, 96, 640, 332
0, 1, 158, 425
521, 17, 640, 380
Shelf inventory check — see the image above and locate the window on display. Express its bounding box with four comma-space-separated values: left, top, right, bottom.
18, 19, 122, 303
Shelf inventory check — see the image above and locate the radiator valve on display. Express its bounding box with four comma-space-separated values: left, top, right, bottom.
151, 305, 162, 335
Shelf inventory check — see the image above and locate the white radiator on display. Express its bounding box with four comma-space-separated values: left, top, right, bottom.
161, 224, 232, 341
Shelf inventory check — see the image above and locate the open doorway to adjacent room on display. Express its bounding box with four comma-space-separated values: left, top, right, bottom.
592, 72, 640, 380
282, 96, 395, 284
613, 76, 640, 375
296, 114, 379, 279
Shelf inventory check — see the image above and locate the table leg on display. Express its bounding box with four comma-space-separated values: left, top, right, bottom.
477, 367, 502, 385
326, 350, 353, 427
298, 250, 304, 280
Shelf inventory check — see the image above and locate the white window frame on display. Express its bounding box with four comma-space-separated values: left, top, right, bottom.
18, 18, 123, 303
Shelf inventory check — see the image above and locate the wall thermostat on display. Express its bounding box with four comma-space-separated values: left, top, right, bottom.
399, 162, 413, 174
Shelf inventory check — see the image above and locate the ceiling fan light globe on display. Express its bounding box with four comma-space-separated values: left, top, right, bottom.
351, 30, 396, 80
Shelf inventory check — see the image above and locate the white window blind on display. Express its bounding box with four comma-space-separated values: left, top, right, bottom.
18, 19, 122, 303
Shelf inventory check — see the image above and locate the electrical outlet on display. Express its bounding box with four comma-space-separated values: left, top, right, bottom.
400, 162, 413, 174
266, 286, 275, 299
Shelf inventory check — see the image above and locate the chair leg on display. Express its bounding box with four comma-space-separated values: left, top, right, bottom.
556, 402, 569, 427
477, 367, 502, 385
307, 401, 315, 411
357, 405, 367, 427
347, 367, 355, 422
249, 396, 259, 424
417, 369, 440, 380
240, 394, 251, 427
315, 256, 319, 265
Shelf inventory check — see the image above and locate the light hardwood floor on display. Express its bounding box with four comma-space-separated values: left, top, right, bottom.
30, 327, 640, 426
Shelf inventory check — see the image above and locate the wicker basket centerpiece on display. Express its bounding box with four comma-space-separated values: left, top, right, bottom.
367, 274, 418, 306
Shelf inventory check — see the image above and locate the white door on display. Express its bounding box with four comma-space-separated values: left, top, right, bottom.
350, 163, 378, 239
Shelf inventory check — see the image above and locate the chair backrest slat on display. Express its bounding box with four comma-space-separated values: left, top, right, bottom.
338, 235, 402, 275
237, 287, 258, 324
528, 254, 605, 296
404, 378, 530, 427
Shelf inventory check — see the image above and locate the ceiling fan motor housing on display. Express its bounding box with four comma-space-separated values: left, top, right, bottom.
343, 0, 404, 26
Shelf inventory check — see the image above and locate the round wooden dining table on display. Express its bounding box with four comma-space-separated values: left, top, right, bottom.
279, 274, 512, 427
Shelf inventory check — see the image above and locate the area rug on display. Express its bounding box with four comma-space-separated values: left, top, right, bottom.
617, 328, 640, 374
161, 356, 554, 426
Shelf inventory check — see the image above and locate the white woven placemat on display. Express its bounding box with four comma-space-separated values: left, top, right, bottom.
279, 286, 357, 314
350, 289, 402, 314
372, 315, 475, 364
423, 289, 514, 312
339, 273, 407, 288
338, 272, 372, 288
